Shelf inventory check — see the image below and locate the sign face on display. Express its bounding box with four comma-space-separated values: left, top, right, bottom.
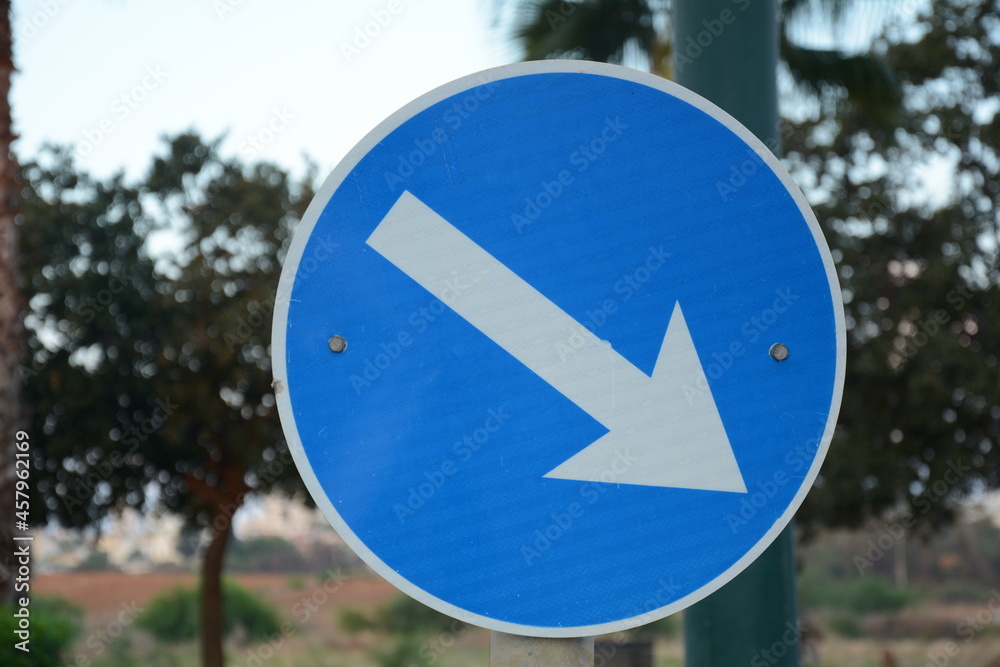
273, 61, 845, 637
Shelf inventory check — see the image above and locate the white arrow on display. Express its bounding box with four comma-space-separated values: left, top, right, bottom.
366, 191, 747, 493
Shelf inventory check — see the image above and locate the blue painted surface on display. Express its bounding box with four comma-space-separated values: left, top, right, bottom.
283, 71, 837, 630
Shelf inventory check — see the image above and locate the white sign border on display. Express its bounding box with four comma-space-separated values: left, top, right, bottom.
271, 60, 847, 638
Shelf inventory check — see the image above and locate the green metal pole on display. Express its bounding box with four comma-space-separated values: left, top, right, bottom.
673, 0, 780, 146
673, 2, 801, 666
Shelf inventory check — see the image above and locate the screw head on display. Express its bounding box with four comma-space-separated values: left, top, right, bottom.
769, 343, 789, 362
328, 335, 347, 353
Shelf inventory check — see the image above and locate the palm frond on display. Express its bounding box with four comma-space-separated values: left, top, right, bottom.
782, 0, 858, 26
781, 0, 899, 57
512, 0, 657, 64
782, 35, 902, 129
503, 0, 902, 127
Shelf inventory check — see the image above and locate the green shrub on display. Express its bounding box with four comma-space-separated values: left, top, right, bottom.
827, 613, 864, 638
931, 580, 989, 604
225, 583, 283, 640
799, 568, 916, 613
842, 577, 917, 613
92, 636, 144, 667
340, 594, 467, 667
0, 596, 83, 667
340, 594, 462, 636
339, 607, 373, 634
371, 633, 424, 667
226, 537, 305, 573
798, 567, 841, 609
75, 550, 114, 572
641, 613, 681, 638
376, 595, 461, 634
137, 586, 197, 642
137, 579, 281, 643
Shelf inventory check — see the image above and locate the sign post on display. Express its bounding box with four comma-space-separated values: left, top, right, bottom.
273, 60, 843, 662
673, 1, 803, 664
491, 633, 594, 666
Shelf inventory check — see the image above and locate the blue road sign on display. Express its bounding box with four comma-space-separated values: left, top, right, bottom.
272, 61, 845, 637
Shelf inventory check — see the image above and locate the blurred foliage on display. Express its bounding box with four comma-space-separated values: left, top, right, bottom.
136, 579, 282, 643
0, 596, 83, 667
338, 607, 370, 635
639, 612, 681, 637
799, 569, 917, 613
19, 133, 315, 531
506, 0, 1000, 534
225, 536, 305, 573
930, 579, 991, 604
827, 612, 864, 638
800, 516, 1000, 585
19, 133, 315, 664
92, 636, 145, 667
340, 593, 464, 636
790, 0, 1000, 533
505, 0, 900, 107
341, 594, 467, 667
371, 633, 426, 667
512, 0, 660, 65
74, 549, 114, 572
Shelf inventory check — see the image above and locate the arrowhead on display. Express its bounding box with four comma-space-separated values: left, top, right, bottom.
543, 302, 747, 493
368, 195, 745, 493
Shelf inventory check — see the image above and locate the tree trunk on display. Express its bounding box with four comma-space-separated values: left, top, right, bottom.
958, 520, 993, 583
201, 502, 235, 667
0, 0, 23, 607
917, 541, 932, 584
187, 465, 247, 667
892, 523, 908, 588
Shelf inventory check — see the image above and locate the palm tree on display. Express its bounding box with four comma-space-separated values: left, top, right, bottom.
500, 2, 903, 662
503, 0, 900, 127
0, 0, 22, 607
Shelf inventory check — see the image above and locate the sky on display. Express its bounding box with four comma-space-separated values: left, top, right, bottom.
11, 0, 938, 181
12, 0, 518, 533
12, 0, 516, 179
18, 0, 990, 538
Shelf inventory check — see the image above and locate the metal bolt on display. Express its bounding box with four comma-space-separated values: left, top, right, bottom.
328, 335, 347, 353
769, 343, 789, 362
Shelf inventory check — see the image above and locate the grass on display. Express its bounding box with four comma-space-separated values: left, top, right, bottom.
56, 572, 1000, 667
799, 568, 918, 613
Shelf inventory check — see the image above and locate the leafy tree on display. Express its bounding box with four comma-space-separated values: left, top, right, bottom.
341, 594, 466, 667
501, 0, 1000, 532
0, 0, 23, 604
225, 536, 306, 572
19, 134, 314, 666
341, 594, 465, 636
137, 579, 282, 643
0, 596, 82, 666
75, 549, 114, 572
502, 0, 901, 122
789, 0, 1000, 533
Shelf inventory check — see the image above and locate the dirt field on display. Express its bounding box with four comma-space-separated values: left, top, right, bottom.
32, 572, 1000, 666
36, 571, 491, 666
36, 571, 397, 624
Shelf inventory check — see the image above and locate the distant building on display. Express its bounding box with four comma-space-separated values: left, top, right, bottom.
35, 494, 346, 573
35, 508, 185, 573
235, 494, 344, 553
96, 508, 186, 572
